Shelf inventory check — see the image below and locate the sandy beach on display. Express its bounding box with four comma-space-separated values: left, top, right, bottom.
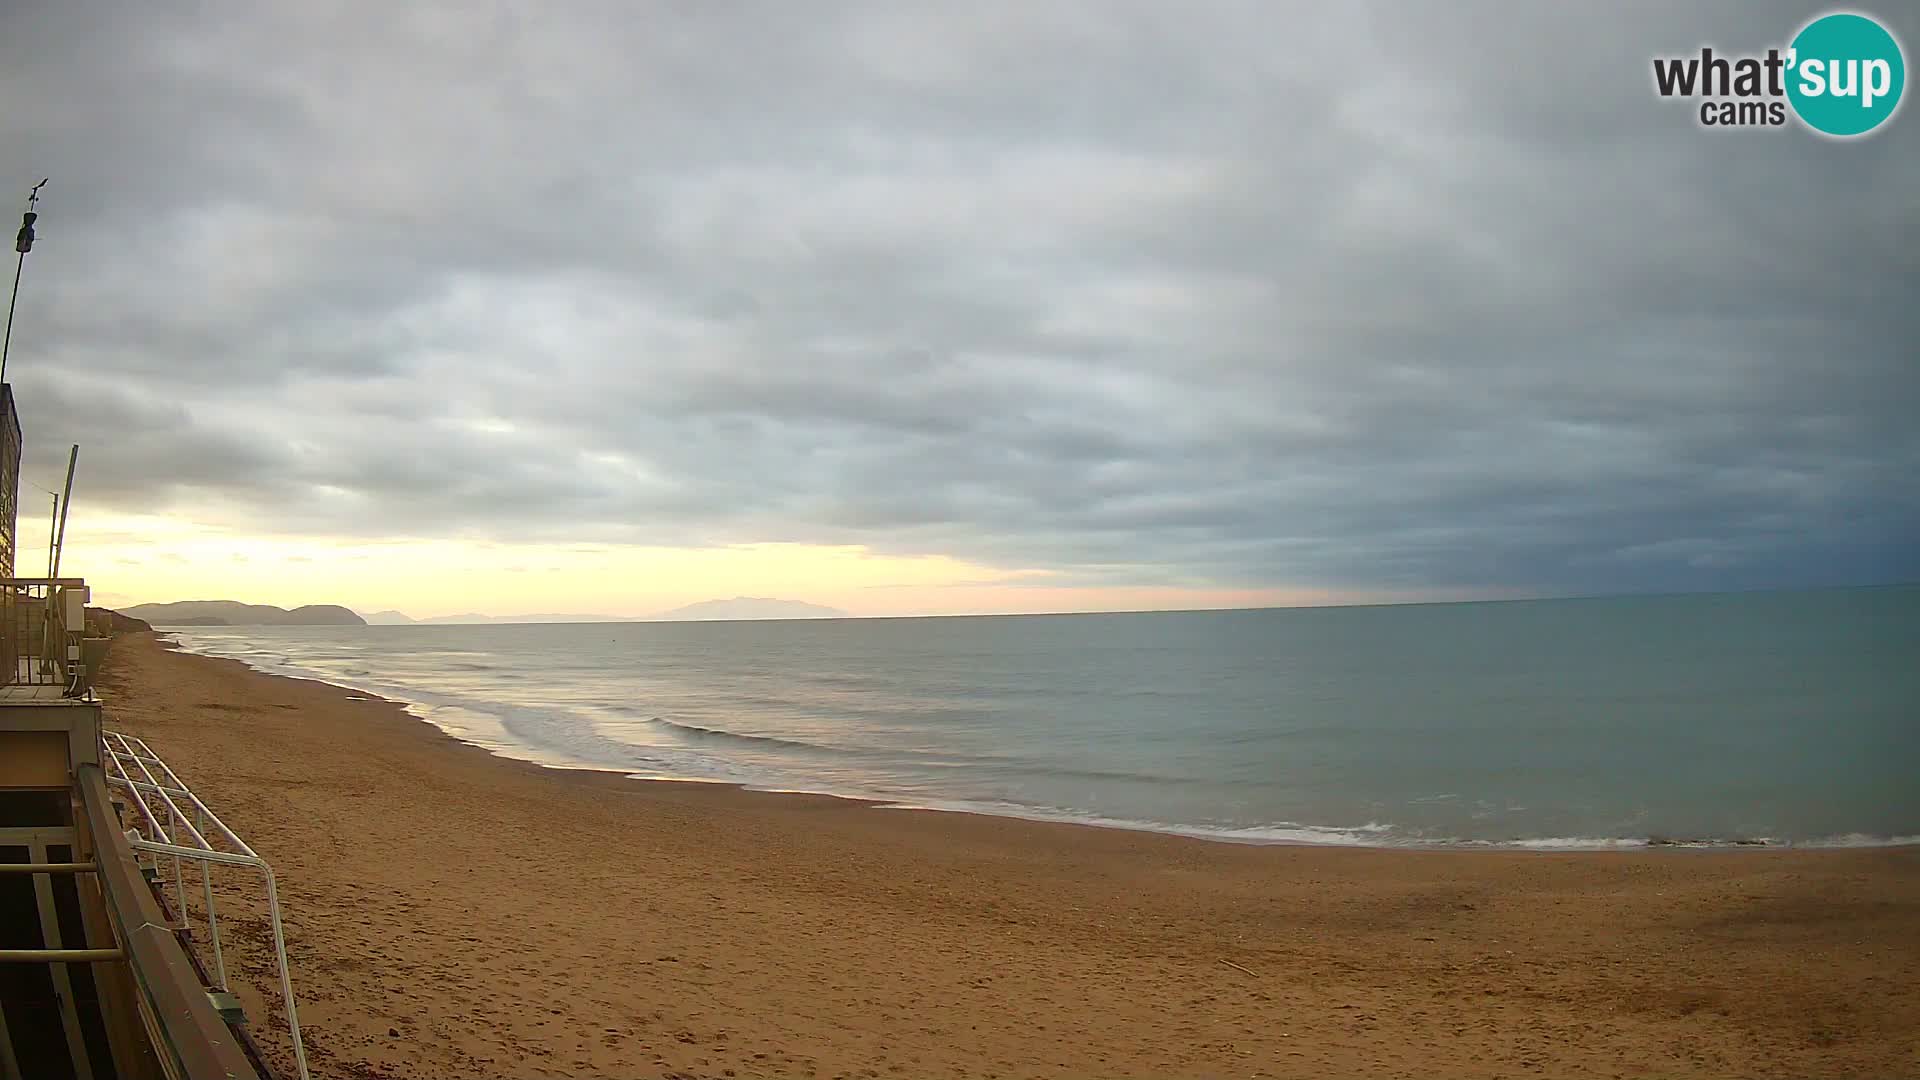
94, 632, 1918, 1079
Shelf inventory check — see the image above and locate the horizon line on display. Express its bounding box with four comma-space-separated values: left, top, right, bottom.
115, 580, 1917, 626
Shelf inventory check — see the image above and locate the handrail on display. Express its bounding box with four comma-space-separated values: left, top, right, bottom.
0, 948, 125, 962
102, 730, 309, 1080
75, 764, 262, 1080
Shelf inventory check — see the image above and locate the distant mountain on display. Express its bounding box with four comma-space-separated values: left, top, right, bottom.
362, 610, 417, 625
411, 612, 632, 624
649, 597, 847, 622
121, 601, 367, 627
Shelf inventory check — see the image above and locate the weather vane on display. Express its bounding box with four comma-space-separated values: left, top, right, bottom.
14, 179, 45, 253
4, 177, 49, 386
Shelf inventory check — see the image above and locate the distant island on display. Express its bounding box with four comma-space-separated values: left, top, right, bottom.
650, 597, 846, 621
356, 597, 847, 624
367, 612, 642, 625
121, 601, 368, 627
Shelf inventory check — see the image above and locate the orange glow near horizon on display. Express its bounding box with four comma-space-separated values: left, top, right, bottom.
43, 510, 1506, 620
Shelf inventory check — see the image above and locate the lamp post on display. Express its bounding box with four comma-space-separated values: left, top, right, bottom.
2, 178, 49, 388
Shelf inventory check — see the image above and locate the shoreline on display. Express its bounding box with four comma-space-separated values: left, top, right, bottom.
101, 631, 1920, 1079
156, 629, 1919, 855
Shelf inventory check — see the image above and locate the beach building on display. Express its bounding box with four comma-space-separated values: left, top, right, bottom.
0, 384, 18, 578
0, 383, 301, 1079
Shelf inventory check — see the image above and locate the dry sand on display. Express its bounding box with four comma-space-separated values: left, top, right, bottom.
96, 632, 1918, 1079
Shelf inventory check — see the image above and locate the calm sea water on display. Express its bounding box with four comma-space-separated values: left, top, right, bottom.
167, 586, 1920, 848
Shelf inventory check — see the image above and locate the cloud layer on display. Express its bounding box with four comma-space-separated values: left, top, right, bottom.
2, 0, 1915, 597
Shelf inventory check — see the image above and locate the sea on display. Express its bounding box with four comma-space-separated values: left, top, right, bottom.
166, 585, 1920, 850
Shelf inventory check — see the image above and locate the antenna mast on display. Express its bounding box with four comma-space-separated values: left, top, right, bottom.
1, 178, 48, 387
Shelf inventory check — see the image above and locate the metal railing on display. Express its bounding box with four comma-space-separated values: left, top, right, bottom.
0, 576, 88, 690
101, 730, 310, 1080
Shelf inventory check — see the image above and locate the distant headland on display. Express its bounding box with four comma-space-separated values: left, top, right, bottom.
120, 601, 368, 627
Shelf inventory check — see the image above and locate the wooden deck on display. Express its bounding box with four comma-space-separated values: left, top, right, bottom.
0, 682, 86, 704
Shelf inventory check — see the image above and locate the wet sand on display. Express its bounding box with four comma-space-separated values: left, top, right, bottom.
97, 632, 1919, 1079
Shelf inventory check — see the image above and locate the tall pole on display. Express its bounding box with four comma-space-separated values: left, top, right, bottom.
1, 179, 48, 388
41, 448, 76, 679
50, 444, 76, 580
40, 493, 57, 676
50, 443, 76, 580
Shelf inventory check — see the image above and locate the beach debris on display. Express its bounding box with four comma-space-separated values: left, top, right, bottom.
1219, 958, 1259, 978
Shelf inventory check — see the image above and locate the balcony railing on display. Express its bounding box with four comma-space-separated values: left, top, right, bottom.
103, 730, 309, 1079
0, 577, 94, 694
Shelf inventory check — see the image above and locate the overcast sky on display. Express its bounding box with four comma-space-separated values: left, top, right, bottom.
0, 1, 1914, 617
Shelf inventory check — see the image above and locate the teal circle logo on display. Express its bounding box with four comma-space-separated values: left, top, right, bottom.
1787, 13, 1905, 136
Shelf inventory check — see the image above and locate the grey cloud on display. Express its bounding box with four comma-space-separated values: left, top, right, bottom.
0, 0, 1915, 597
